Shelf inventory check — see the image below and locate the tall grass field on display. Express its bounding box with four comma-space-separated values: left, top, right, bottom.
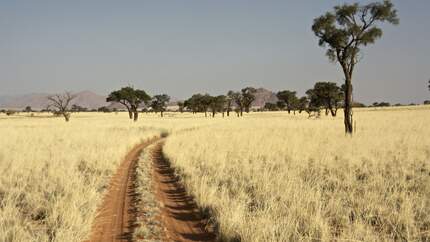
0, 106, 429, 241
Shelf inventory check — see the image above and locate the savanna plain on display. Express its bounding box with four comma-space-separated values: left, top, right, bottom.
0, 106, 429, 242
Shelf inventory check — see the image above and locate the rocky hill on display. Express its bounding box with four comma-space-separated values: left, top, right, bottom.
251, 88, 278, 107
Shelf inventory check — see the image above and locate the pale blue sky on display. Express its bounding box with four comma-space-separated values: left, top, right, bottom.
1, 0, 429, 104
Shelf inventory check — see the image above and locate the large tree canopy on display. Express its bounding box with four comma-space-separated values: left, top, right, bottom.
107, 87, 151, 121
312, 0, 398, 133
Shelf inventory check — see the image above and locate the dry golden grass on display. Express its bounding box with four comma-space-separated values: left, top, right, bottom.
163, 106, 430, 241
0, 112, 209, 242
1, 107, 429, 241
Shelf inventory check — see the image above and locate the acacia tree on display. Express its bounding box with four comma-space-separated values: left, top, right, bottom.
276, 90, 298, 114
276, 101, 286, 111
184, 94, 202, 114
128, 89, 151, 121
107, 87, 151, 121
150, 94, 170, 117
24, 106, 32, 112
297, 96, 309, 113
241, 87, 257, 113
231, 91, 244, 116
200, 94, 212, 117
310, 82, 343, 116
107, 89, 133, 119
209, 95, 226, 117
312, 1, 398, 133
47, 92, 76, 122
305, 89, 323, 117
184, 93, 212, 116
177, 101, 184, 113
226, 91, 235, 117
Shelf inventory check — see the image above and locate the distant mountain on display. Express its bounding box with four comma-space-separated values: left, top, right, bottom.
0, 91, 109, 110
252, 88, 278, 107
0, 88, 277, 110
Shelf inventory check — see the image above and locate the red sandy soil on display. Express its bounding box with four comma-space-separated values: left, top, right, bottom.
85, 137, 159, 242
86, 138, 216, 242
151, 142, 216, 242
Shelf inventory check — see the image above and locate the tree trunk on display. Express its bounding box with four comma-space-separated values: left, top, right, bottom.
161, 111, 163, 117
240, 107, 243, 117
344, 76, 353, 134
63, 112, 70, 122
227, 108, 230, 117
325, 108, 329, 116
212, 110, 215, 117
125, 106, 132, 119
330, 105, 337, 117
133, 110, 138, 122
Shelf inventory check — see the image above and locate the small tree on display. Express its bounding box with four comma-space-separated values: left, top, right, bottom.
177, 101, 184, 113
184, 94, 203, 114
312, 1, 398, 133
98, 106, 111, 112
47, 92, 76, 122
276, 90, 298, 114
24, 106, 32, 112
150, 94, 170, 117
71, 104, 87, 112
305, 89, 323, 117
297, 97, 309, 113
231, 91, 244, 116
309, 82, 343, 116
226, 91, 235, 117
209, 95, 226, 117
264, 102, 278, 111
276, 101, 286, 110
241, 87, 257, 113
199, 94, 212, 117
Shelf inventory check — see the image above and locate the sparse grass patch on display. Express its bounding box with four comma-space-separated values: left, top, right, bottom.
134, 144, 164, 241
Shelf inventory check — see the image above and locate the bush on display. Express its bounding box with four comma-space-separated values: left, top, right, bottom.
6, 110, 16, 116
352, 102, 366, 108
97, 106, 111, 113
424, 100, 430, 105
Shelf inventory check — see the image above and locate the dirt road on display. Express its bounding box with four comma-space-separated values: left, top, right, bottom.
86, 137, 159, 242
152, 142, 216, 242
86, 138, 215, 242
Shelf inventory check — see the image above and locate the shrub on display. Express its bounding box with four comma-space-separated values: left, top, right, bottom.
5, 110, 16, 116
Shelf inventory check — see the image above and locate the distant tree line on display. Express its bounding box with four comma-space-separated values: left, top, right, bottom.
182, 87, 257, 117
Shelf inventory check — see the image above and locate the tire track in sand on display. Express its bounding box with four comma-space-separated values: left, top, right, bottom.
86, 137, 216, 242
86, 137, 160, 242
151, 142, 216, 242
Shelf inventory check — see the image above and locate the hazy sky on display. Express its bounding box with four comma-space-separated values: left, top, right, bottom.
1, 0, 429, 104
